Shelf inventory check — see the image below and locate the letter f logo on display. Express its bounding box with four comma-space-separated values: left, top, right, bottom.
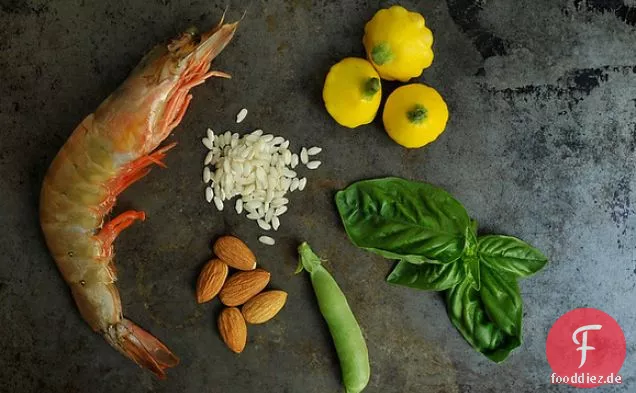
572, 324, 602, 368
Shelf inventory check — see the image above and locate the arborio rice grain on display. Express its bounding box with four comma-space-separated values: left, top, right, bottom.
201, 111, 322, 244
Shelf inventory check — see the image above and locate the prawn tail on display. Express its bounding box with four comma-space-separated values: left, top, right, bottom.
104, 318, 179, 379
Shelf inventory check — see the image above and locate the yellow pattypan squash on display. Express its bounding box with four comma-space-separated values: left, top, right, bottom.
363, 5, 434, 82
383, 83, 448, 148
323, 57, 382, 128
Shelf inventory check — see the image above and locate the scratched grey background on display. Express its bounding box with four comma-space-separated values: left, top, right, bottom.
0, 0, 634, 392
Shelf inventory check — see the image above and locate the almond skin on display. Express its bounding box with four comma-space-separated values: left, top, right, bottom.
242, 290, 288, 324
196, 259, 228, 303
218, 307, 247, 353
219, 268, 270, 306
213, 236, 257, 271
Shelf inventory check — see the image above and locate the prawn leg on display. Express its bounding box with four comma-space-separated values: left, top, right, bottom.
99, 141, 177, 249
112, 142, 177, 196
97, 210, 146, 249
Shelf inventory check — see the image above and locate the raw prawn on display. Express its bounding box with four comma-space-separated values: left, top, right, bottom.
39, 16, 238, 378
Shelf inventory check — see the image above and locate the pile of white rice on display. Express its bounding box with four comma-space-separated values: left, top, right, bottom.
201, 109, 322, 245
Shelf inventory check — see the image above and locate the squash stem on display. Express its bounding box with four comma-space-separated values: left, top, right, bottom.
362, 77, 380, 100
371, 42, 394, 65
407, 104, 427, 124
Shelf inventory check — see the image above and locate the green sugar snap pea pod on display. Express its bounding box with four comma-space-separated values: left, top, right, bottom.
296, 242, 370, 393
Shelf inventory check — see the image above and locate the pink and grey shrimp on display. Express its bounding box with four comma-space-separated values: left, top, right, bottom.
39, 16, 239, 378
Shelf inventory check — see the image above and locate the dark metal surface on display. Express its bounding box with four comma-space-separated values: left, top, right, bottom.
0, 0, 634, 392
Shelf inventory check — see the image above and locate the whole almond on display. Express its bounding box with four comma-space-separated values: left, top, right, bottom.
219, 268, 270, 306
213, 236, 256, 271
196, 259, 228, 303
242, 290, 288, 324
218, 307, 247, 353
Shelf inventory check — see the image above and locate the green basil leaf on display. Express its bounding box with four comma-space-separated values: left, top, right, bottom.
480, 265, 522, 337
478, 235, 548, 278
464, 225, 480, 290
465, 256, 480, 290
387, 260, 465, 291
445, 278, 521, 363
465, 225, 478, 253
335, 177, 471, 264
